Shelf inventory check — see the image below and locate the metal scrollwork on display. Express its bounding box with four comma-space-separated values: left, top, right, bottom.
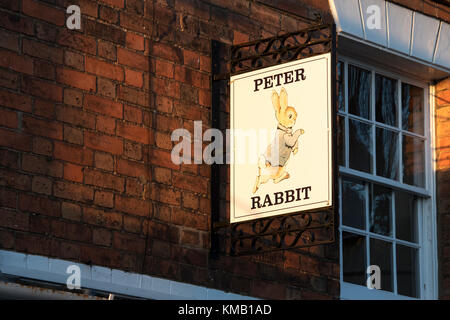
230, 24, 332, 76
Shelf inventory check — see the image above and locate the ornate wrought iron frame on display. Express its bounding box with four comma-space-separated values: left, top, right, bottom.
211, 23, 338, 257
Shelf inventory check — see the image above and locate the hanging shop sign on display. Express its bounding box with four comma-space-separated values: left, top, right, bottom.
230, 53, 333, 223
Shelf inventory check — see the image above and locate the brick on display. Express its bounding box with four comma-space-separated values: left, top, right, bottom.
16, 233, 59, 256
124, 141, 142, 160
98, 78, 116, 98
22, 116, 63, 140
152, 42, 183, 64
183, 49, 200, 69
153, 167, 171, 184
51, 220, 92, 242
32, 175, 52, 195
0, 89, 31, 112
155, 95, 173, 113
33, 99, 54, 119
0, 149, 19, 169
0, 128, 32, 152
0, 11, 33, 35
0, 187, 17, 208
85, 94, 123, 118
0, 229, 14, 249
57, 67, 96, 92
33, 59, 55, 80
64, 163, 83, 183
83, 207, 122, 230
64, 89, 83, 107
85, 131, 123, 155
115, 196, 151, 217
93, 228, 112, 246
100, 0, 124, 8
84, 19, 126, 45
0, 0, 19, 11
84, 168, 124, 192
98, 40, 117, 61
118, 85, 148, 106
80, 245, 121, 269
125, 178, 143, 197
18, 194, 60, 217
0, 208, 29, 231
94, 152, 114, 171
125, 69, 143, 88
171, 208, 208, 231
149, 148, 179, 170
56, 105, 96, 129
22, 0, 65, 26
96, 115, 116, 134
57, 30, 97, 55
21, 153, 63, 177
0, 168, 31, 191
61, 202, 82, 221
63, 125, 84, 145
65, 51, 84, 71
124, 105, 142, 123
126, 33, 145, 51
0, 48, 33, 75
117, 47, 149, 70
180, 229, 200, 246
54, 181, 94, 202
86, 56, 124, 81
113, 231, 145, 253
152, 77, 180, 99
120, 12, 153, 34
173, 172, 207, 194
35, 20, 57, 42
59, 241, 81, 260
117, 158, 148, 178
116, 122, 150, 144
54, 141, 94, 166
156, 59, 174, 78
199, 55, 211, 72
148, 220, 179, 243
0, 108, 18, 129
23, 38, 63, 64
0, 69, 19, 90
100, 5, 119, 23
0, 29, 19, 52
95, 190, 114, 208
21, 76, 62, 102
123, 215, 141, 233
182, 191, 199, 210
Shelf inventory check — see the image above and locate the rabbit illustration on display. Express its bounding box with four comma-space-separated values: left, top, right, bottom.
252, 87, 305, 194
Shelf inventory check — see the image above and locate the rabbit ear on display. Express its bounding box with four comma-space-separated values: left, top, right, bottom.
280, 87, 288, 112
271, 90, 280, 112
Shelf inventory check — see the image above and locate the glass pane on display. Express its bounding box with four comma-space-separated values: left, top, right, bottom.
349, 119, 372, 173
338, 61, 345, 111
402, 83, 424, 135
370, 184, 392, 236
375, 74, 398, 126
348, 64, 371, 119
395, 191, 418, 243
376, 127, 398, 180
342, 178, 366, 229
370, 238, 393, 292
402, 135, 425, 187
396, 245, 419, 298
337, 115, 345, 166
343, 232, 366, 286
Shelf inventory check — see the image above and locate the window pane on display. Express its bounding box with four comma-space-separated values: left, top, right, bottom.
402, 83, 424, 135
338, 61, 344, 111
342, 178, 366, 230
370, 184, 392, 236
395, 191, 418, 243
375, 74, 398, 126
337, 115, 345, 166
343, 232, 366, 286
402, 135, 425, 187
349, 119, 372, 173
376, 127, 398, 180
348, 65, 371, 119
370, 238, 393, 292
397, 245, 419, 298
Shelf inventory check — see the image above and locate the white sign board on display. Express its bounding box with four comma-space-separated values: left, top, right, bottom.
230, 53, 333, 223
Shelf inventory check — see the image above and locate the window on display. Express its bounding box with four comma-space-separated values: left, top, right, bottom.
337, 58, 437, 299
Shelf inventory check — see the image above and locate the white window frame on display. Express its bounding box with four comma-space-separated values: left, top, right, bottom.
338, 56, 438, 300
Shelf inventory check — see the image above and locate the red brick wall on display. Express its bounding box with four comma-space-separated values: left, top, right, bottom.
0, 0, 341, 299
436, 77, 450, 299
